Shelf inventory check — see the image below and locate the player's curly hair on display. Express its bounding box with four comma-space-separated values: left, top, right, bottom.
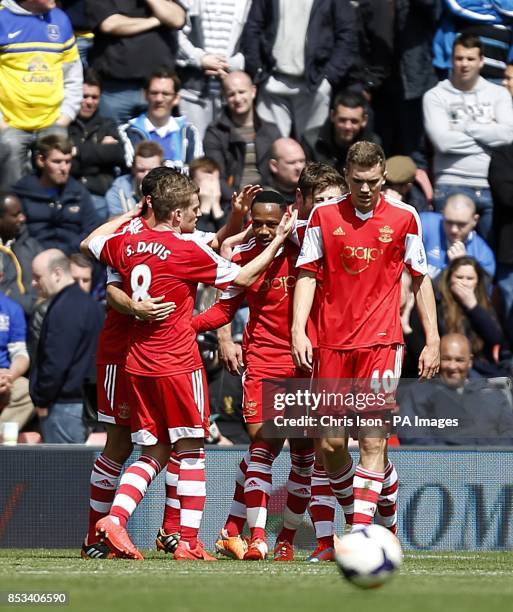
151, 171, 199, 222
346, 141, 386, 172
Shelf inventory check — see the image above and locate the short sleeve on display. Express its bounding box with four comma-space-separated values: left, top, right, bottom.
404, 212, 428, 277
178, 240, 241, 289
296, 208, 324, 273
89, 232, 125, 270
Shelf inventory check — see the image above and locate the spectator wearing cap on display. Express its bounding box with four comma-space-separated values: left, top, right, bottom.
384, 156, 431, 212
301, 90, 380, 174
420, 193, 495, 281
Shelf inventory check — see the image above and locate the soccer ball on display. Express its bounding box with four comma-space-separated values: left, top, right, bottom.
335, 525, 403, 589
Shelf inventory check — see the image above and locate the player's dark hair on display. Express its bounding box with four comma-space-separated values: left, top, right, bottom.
145, 67, 181, 93
453, 32, 483, 57
331, 89, 367, 113
297, 162, 346, 199
151, 172, 199, 222
251, 190, 287, 209
35, 134, 73, 158
346, 141, 386, 172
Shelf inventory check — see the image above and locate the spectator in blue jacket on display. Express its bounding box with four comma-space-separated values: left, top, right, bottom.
120, 68, 202, 172
29, 249, 103, 443
420, 193, 495, 280
12, 135, 99, 255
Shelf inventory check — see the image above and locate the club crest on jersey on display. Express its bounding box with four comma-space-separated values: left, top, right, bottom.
47, 24, 60, 41
333, 226, 345, 236
378, 226, 394, 243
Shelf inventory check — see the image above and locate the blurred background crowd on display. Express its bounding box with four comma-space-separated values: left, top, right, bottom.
2, 0, 513, 446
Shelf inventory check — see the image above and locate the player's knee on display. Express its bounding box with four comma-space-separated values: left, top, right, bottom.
320, 437, 346, 455
104, 426, 133, 463
359, 436, 387, 456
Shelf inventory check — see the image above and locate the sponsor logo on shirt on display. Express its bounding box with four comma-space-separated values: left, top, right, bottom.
332, 226, 345, 236
7, 30, 22, 39
340, 245, 383, 275
378, 225, 394, 243
260, 275, 296, 293
23, 55, 52, 84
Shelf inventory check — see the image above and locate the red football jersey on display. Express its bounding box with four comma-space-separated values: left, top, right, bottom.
195, 239, 300, 368
96, 217, 149, 366
297, 193, 427, 350
90, 227, 241, 376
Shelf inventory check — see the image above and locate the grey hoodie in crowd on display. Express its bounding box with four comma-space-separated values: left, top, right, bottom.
423, 76, 513, 187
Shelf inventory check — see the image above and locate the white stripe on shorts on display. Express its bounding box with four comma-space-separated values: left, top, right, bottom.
104, 364, 117, 409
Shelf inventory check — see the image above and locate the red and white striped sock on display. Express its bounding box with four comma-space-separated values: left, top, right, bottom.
87, 453, 122, 543
176, 448, 206, 548
224, 450, 250, 537
327, 458, 355, 526
277, 448, 315, 544
109, 455, 162, 527
162, 452, 181, 534
244, 440, 276, 541
376, 461, 398, 534
309, 459, 336, 548
352, 465, 384, 529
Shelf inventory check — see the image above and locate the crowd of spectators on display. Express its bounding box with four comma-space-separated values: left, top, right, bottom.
2, 0, 513, 445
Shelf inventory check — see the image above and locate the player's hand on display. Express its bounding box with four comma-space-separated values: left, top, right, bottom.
218, 339, 243, 375
418, 340, 440, 380
292, 329, 313, 372
276, 209, 298, 242
447, 241, 466, 261
231, 184, 262, 217
36, 407, 49, 418
122, 202, 144, 220
132, 296, 177, 321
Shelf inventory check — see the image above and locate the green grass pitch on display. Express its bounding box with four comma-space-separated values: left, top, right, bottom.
1, 550, 512, 612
